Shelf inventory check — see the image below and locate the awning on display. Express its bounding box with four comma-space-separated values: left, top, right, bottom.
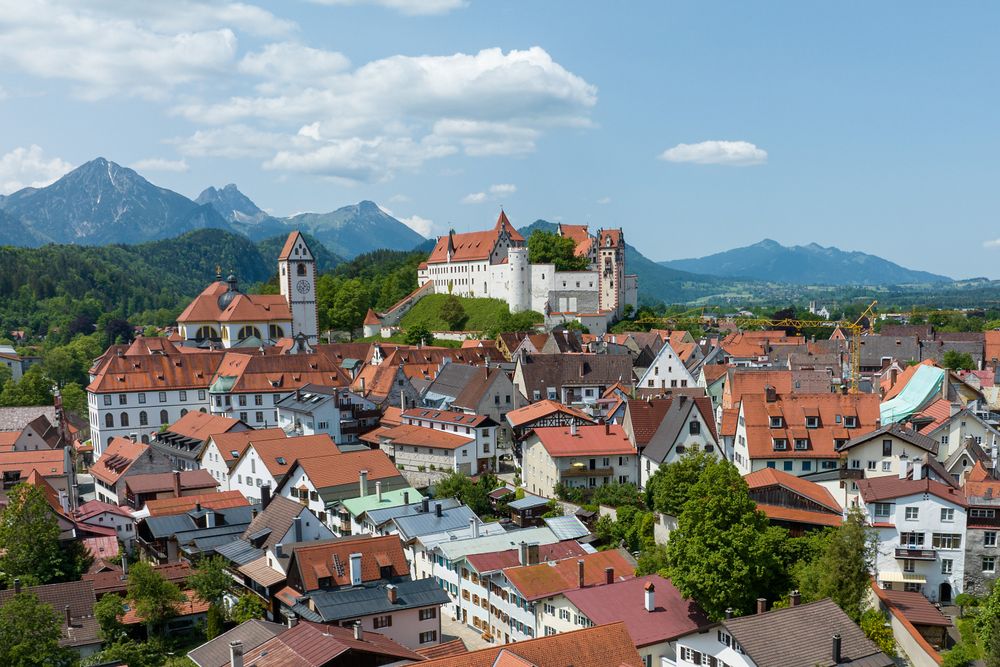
878, 571, 927, 584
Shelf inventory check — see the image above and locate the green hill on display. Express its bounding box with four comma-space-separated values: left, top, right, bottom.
399, 294, 542, 332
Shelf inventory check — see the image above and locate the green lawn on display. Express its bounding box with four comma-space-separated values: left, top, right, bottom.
399, 294, 539, 332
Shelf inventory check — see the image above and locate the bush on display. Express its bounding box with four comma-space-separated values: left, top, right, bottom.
943, 642, 978, 667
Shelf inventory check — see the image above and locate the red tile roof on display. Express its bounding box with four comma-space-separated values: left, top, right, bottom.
505, 400, 595, 428
426, 211, 523, 264
211, 428, 286, 468
289, 534, 408, 592
145, 490, 248, 516
372, 423, 471, 450
177, 280, 291, 323
165, 411, 244, 443
124, 469, 217, 495
466, 541, 587, 573
0, 448, 65, 477
87, 350, 224, 393
294, 448, 401, 490
986, 330, 1000, 365
858, 476, 966, 506
964, 461, 1000, 499
503, 549, 635, 601
755, 504, 844, 527
278, 231, 305, 261
416, 638, 468, 660
915, 398, 952, 435
402, 407, 492, 428
123, 590, 209, 624
75, 499, 133, 522
244, 620, 423, 665
417, 622, 643, 667
212, 352, 350, 394
872, 587, 951, 627
363, 308, 381, 325
744, 468, 842, 513
249, 434, 339, 477
530, 424, 636, 458
564, 575, 710, 646
90, 437, 150, 485
626, 396, 718, 446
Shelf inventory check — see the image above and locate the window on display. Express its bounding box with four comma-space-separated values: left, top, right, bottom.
783, 461, 793, 471
882, 439, 893, 456
240, 412, 248, 422
159, 391, 167, 403
559, 609, 570, 621
372, 615, 392, 629
987, 532, 997, 547
198, 390, 206, 401
103, 395, 112, 406
905, 507, 919, 521
801, 461, 812, 472
941, 508, 955, 523
867, 461, 876, 471
985, 557, 997, 573
543, 603, 555, 615
932, 533, 962, 549
941, 435, 950, 445
903, 559, 915, 573
138, 393, 146, 404
766, 461, 776, 468
118, 393, 127, 405
105, 413, 114, 428
873, 503, 892, 518
882, 461, 892, 472
419, 631, 437, 644
794, 438, 809, 450
770, 416, 783, 428
255, 412, 263, 423
900, 532, 924, 547
941, 559, 953, 575
419, 608, 436, 620
139, 411, 148, 426
904, 582, 922, 593
179, 390, 187, 402
159, 409, 168, 425
806, 416, 819, 428
972, 509, 997, 519
239, 395, 247, 407
845, 416, 858, 428
773, 438, 787, 451
689, 421, 701, 435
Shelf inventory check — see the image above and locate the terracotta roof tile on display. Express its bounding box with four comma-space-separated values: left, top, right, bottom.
125, 469, 217, 495
503, 549, 635, 601
531, 424, 635, 458
244, 620, 423, 665
373, 423, 471, 450
145, 490, 249, 516
755, 503, 844, 527
87, 351, 224, 393
289, 534, 408, 592
858, 476, 966, 506
744, 468, 842, 512
248, 434, 339, 477
505, 400, 595, 428
212, 352, 350, 394
294, 449, 401, 490
90, 437, 151, 485
278, 231, 304, 260
465, 542, 587, 573
210, 428, 286, 468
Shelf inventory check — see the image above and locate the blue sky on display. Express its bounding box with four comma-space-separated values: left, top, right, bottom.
0, 1, 996, 278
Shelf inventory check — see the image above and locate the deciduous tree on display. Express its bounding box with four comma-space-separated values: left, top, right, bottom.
0, 484, 66, 586
127, 561, 184, 637
645, 446, 718, 515
0, 592, 75, 667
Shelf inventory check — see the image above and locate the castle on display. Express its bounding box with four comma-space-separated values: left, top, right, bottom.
415, 212, 637, 333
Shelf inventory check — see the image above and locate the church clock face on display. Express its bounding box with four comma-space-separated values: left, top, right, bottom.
296, 279, 311, 294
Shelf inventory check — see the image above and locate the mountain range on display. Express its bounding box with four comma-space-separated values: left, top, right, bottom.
660, 239, 951, 286
0, 158, 426, 258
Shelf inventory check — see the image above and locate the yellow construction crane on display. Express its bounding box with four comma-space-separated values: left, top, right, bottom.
634, 300, 878, 394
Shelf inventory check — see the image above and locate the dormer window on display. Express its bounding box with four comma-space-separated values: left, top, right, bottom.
773, 438, 788, 451
805, 416, 820, 429
769, 416, 784, 428
794, 439, 809, 450
845, 416, 858, 428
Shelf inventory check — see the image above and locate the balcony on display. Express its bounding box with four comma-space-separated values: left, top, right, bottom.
561, 466, 614, 478
895, 547, 936, 560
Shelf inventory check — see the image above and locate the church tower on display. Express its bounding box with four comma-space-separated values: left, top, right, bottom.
278, 231, 319, 343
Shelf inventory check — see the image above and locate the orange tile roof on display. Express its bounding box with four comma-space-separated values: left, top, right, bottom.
505, 400, 595, 428
373, 423, 471, 450
744, 468, 842, 513
531, 424, 635, 457
289, 534, 409, 592
962, 461, 1000, 500
986, 330, 1000, 364
90, 437, 151, 485
87, 351, 224, 393
278, 230, 305, 260
294, 448, 401, 490
914, 398, 952, 435
249, 434, 339, 477
882, 359, 938, 401
415, 638, 468, 660
0, 431, 18, 452
720, 408, 740, 437
165, 410, 244, 443
755, 504, 843, 527
858, 476, 965, 506
417, 622, 643, 667
210, 428, 286, 468
0, 449, 65, 477
503, 549, 636, 601
363, 308, 381, 325
212, 351, 350, 393
723, 370, 794, 409
145, 490, 249, 516
702, 363, 730, 384
123, 590, 209, 625
599, 229, 623, 248
426, 212, 523, 264
740, 393, 880, 459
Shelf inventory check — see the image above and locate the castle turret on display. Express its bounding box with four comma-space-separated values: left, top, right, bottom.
362, 308, 382, 338
508, 246, 530, 313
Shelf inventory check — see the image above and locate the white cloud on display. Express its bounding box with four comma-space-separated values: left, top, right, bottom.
659, 140, 768, 166
309, 0, 467, 15
983, 239, 1000, 249
399, 214, 434, 237
238, 43, 350, 94
131, 157, 189, 173
389, 193, 410, 203
596, 196, 611, 205
462, 192, 487, 204
489, 183, 516, 196
0, 144, 73, 193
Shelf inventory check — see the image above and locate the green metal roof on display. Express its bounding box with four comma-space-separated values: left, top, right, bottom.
339, 487, 424, 519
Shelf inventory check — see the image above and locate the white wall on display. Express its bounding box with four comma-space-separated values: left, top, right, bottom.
89, 388, 210, 457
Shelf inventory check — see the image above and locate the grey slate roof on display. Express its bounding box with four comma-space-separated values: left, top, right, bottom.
858, 335, 920, 367
723, 598, 893, 667
365, 497, 462, 528
293, 578, 450, 623
422, 363, 481, 403
274, 383, 338, 413
508, 494, 549, 510
214, 538, 262, 566
837, 422, 939, 455
0, 406, 56, 431
543, 515, 590, 541
516, 354, 634, 396
188, 619, 286, 667
392, 502, 480, 541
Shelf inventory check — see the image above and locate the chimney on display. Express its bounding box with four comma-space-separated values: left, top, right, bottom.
261, 484, 272, 510
421, 497, 430, 513
756, 598, 767, 615
470, 517, 480, 538
173, 470, 182, 498
250, 507, 258, 520
435, 502, 443, 518
129, 433, 137, 443
275, 543, 283, 558
644, 582, 655, 612
790, 590, 800, 607
353, 621, 363, 641
387, 584, 398, 604
764, 385, 776, 403
376, 481, 382, 502
605, 421, 610, 435
293, 515, 302, 542
359, 470, 368, 497
577, 560, 585, 588
13, 579, 20, 594
570, 422, 578, 436
64, 605, 72, 628
605, 567, 614, 585
205, 511, 216, 528
403, 491, 410, 505
528, 543, 539, 565
195, 501, 202, 513
286, 613, 297, 628
912, 461, 923, 480
725, 608, 734, 619
518, 541, 528, 566
230, 641, 244, 667
832, 634, 842, 664
349, 552, 363, 586
898, 459, 909, 480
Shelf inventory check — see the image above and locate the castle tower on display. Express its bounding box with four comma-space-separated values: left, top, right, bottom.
278, 231, 319, 342
508, 246, 530, 313
597, 229, 626, 317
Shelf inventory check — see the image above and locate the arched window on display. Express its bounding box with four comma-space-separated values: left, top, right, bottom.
107, 436, 114, 447
237, 325, 262, 340
139, 411, 148, 426
141, 434, 149, 444
199, 408, 207, 413
297, 263, 307, 276
120, 412, 129, 427
105, 413, 114, 428
268, 324, 284, 341
180, 408, 188, 417
195, 325, 217, 341
159, 409, 169, 425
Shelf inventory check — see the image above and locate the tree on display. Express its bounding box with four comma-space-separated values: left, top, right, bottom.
83, 638, 169, 667
230, 592, 267, 624
793, 508, 877, 621
943, 350, 975, 370
42, 347, 79, 388
0, 483, 66, 586
327, 279, 370, 334
666, 461, 786, 619
527, 231, 590, 271
0, 592, 75, 667
591, 482, 644, 509
188, 555, 231, 639
127, 561, 184, 637
104, 318, 134, 346
440, 295, 467, 331
94, 593, 126, 641
59, 382, 87, 416
404, 325, 433, 346
943, 641, 978, 667
433, 471, 495, 516
645, 447, 718, 515
0, 366, 53, 407
636, 543, 671, 577
986, 616, 1000, 667
860, 609, 896, 658
955, 592, 978, 618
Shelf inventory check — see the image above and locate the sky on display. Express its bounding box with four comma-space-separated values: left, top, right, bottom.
0, 1, 997, 279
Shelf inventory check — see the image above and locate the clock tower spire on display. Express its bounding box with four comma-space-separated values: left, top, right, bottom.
278, 231, 318, 343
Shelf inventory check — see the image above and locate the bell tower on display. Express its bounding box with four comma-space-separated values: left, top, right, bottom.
278, 231, 319, 343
